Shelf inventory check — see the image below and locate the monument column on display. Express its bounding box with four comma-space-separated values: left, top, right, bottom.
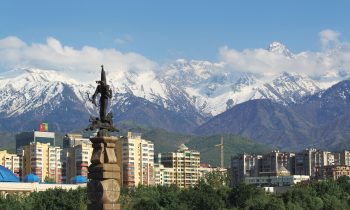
86, 65, 121, 210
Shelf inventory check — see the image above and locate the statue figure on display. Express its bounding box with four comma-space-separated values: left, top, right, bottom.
91, 65, 112, 121
86, 65, 118, 136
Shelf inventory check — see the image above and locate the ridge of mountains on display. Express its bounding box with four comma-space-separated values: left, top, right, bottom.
195, 80, 350, 151
0, 67, 325, 133
0, 42, 350, 150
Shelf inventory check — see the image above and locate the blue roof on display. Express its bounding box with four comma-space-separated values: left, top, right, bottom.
0, 165, 19, 182
71, 175, 87, 184
24, 173, 40, 182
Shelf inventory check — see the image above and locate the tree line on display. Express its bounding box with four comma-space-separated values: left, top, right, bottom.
2, 176, 350, 209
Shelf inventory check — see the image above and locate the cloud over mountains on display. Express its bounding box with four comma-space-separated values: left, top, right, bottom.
0, 29, 350, 83
219, 29, 350, 79
0, 36, 157, 81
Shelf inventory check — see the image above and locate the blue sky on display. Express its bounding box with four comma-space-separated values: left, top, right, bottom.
1, 0, 349, 62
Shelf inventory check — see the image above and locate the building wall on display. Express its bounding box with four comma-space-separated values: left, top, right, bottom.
0, 150, 20, 177
320, 165, 350, 180
120, 132, 154, 187
61, 133, 93, 183
16, 131, 55, 151
159, 144, 200, 188
61, 133, 92, 183
154, 163, 174, 186
64, 142, 93, 183
231, 154, 262, 186
260, 151, 295, 176
232, 149, 337, 186
154, 163, 165, 185
244, 175, 310, 187
63, 133, 91, 149
295, 149, 327, 177
295, 150, 310, 176
340, 150, 350, 166
21, 142, 62, 183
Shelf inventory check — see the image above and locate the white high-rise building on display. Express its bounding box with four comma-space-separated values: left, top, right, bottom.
158, 144, 200, 188
21, 142, 62, 183
118, 132, 154, 187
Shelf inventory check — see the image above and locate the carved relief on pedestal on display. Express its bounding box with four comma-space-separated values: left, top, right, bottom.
101, 179, 120, 203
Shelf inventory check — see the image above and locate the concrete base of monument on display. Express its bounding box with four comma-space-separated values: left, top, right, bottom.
87, 135, 121, 210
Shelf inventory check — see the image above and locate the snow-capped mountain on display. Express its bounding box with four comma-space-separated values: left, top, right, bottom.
0, 42, 347, 132
252, 72, 321, 104
161, 58, 327, 115
0, 68, 198, 116
268, 41, 294, 58
0, 67, 205, 132
194, 80, 350, 151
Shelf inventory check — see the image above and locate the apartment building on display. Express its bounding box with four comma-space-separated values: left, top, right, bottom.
63, 142, 93, 183
158, 144, 200, 188
118, 132, 154, 187
260, 151, 295, 176
154, 163, 175, 186
20, 142, 62, 183
231, 154, 262, 186
0, 150, 20, 177
61, 133, 92, 183
232, 149, 338, 186
295, 148, 333, 177
340, 150, 350, 166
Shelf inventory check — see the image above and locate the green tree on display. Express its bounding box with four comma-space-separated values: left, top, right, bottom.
204, 170, 229, 189
283, 185, 323, 210
180, 180, 225, 210
132, 197, 161, 210
0, 193, 26, 210
228, 183, 266, 209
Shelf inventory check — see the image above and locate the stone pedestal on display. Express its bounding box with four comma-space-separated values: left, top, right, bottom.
88, 136, 121, 210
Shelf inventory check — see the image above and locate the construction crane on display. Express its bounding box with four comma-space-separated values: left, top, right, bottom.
215, 136, 224, 168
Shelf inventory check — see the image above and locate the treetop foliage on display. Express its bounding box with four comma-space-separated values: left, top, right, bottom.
2, 177, 350, 210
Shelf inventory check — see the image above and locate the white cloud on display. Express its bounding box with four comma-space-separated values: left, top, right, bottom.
1, 30, 350, 84
219, 29, 350, 80
319, 29, 340, 49
0, 36, 157, 81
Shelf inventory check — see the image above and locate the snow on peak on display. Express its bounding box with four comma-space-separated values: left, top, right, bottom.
252, 71, 321, 104
268, 41, 293, 58
163, 59, 215, 86
0, 68, 78, 86
175, 58, 188, 64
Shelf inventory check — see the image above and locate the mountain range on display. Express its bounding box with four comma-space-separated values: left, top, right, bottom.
0, 42, 349, 150
195, 80, 350, 150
